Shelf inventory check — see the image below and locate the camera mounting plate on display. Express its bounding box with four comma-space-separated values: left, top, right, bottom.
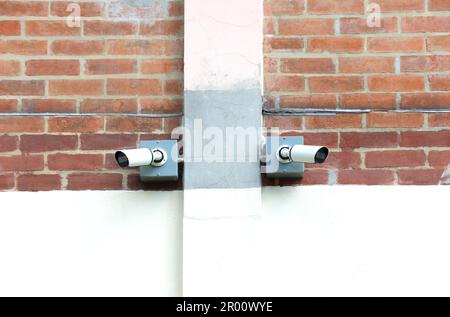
139, 140, 179, 182
263, 136, 304, 178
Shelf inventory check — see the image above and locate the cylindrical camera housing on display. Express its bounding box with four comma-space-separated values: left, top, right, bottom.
286, 145, 329, 164
115, 148, 153, 168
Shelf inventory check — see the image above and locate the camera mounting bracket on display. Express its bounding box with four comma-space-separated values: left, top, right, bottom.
263, 136, 304, 178
139, 140, 179, 182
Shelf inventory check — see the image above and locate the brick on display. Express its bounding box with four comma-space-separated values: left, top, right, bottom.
106, 117, 162, 132
0, 117, 44, 132
377, 0, 424, 12
264, 96, 277, 108
264, 18, 275, 35
17, 174, 61, 191
429, 151, 450, 167
279, 18, 334, 35
340, 17, 398, 34
20, 135, 77, 153
264, 116, 303, 130
49, 80, 104, 96
306, 114, 363, 129
430, 75, 450, 91
0, 21, 20, 36
164, 79, 183, 96
265, 56, 280, 73
401, 56, 450, 72
367, 112, 424, 128
169, 1, 184, 16
339, 57, 395, 73
48, 154, 104, 171
368, 37, 425, 53
398, 169, 443, 185
309, 76, 363, 93
402, 16, 450, 33
368, 75, 424, 92
400, 131, 450, 147
48, 117, 103, 133
84, 21, 137, 36
0, 155, 44, 172
163, 117, 182, 133
0, 41, 47, 55
25, 60, 80, 76
104, 153, 122, 169
0, 80, 44, 96
80, 99, 137, 113
308, 0, 364, 14
0, 60, 20, 76
340, 132, 398, 149
0, 136, 18, 152
429, 113, 450, 127
141, 59, 183, 74
0, 100, 17, 112
265, 75, 305, 92
280, 95, 337, 108
278, 169, 330, 186
0, 174, 14, 190
81, 134, 138, 150
51, 1, 104, 17
265, 38, 304, 51
430, 0, 450, 10
281, 58, 335, 74
306, 151, 360, 169
307, 37, 363, 53
107, 79, 161, 96
293, 132, 338, 148
85, 59, 137, 75
52, 40, 105, 55
340, 94, 396, 109
141, 98, 183, 114
0, 1, 48, 16
22, 99, 76, 113
140, 20, 183, 36
401, 93, 450, 109
366, 150, 426, 168
265, 0, 305, 15
67, 173, 123, 190
338, 170, 395, 185
26, 21, 80, 36
164, 39, 183, 56
107, 0, 172, 19
428, 36, 450, 51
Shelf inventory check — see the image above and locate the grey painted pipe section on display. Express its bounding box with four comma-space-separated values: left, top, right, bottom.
183, 88, 262, 189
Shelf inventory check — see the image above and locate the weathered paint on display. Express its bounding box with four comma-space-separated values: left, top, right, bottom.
184, 0, 263, 91
107, 0, 170, 19
184, 88, 262, 189
183, 0, 263, 295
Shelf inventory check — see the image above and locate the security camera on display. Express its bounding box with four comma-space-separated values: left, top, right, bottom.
115, 148, 168, 168
276, 145, 329, 164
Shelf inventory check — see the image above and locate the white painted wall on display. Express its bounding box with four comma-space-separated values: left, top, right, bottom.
1, 186, 450, 296
0, 191, 182, 297
261, 186, 450, 297
185, 186, 450, 296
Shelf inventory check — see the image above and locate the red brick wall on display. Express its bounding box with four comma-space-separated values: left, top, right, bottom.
263, 0, 450, 185
0, 0, 183, 191
0, 0, 449, 190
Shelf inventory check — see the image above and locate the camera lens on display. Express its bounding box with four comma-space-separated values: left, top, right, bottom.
115, 151, 129, 168
314, 147, 329, 164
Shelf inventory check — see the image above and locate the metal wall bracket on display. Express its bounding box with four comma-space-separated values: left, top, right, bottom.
139, 140, 178, 182
264, 136, 304, 178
